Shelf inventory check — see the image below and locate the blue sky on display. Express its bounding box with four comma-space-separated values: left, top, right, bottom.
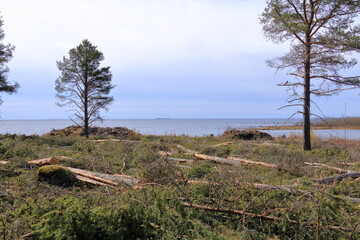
1, 0, 359, 120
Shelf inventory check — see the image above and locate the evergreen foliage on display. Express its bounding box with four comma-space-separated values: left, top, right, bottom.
260, 0, 360, 150
55, 40, 114, 137
0, 13, 19, 105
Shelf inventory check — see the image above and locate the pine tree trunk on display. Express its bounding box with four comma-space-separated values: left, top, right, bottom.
303, 40, 312, 151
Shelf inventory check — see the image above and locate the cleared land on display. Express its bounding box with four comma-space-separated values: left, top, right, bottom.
1, 130, 359, 239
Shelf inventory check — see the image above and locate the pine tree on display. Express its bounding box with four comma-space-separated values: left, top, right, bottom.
0, 14, 19, 105
260, 0, 360, 150
56, 39, 114, 137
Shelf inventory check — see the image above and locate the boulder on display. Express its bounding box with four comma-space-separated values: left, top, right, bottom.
222, 129, 274, 141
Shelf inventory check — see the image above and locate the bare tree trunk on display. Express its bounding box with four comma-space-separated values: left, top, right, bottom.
84, 74, 89, 138
303, 40, 312, 151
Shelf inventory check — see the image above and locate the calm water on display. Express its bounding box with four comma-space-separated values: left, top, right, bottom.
0, 119, 359, 140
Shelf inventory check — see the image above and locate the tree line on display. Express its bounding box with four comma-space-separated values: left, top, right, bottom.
0, 0, 360, 150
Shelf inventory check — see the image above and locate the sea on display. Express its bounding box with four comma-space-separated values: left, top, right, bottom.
0, 118, 359, 140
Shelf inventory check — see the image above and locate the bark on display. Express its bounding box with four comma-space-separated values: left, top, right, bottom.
27, 157, 58, 166
303, 40, 312, 151
66, 167, 118, 186
75, 175, 107, 186
65, 167, 140, 187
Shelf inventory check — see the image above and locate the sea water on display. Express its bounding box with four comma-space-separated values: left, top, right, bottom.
0, 118, 359, 140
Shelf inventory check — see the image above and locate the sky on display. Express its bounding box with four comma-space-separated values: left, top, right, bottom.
0, 0, 359, 120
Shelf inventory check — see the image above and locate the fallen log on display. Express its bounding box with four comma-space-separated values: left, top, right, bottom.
194, 153, 244, 165
212, 141, 234, 147
312, 172, 360, 184
28, 157, 58, 166
227, 156, 278, 168
66, 167, 118, 186
182, 202, 351, 232
66, 167, 140, 187
75, 175, 107, 186
176, 145, 277, 168
304, 162, 351, 174
0, 161, 8, 165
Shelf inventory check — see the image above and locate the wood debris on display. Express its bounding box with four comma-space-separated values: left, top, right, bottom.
28, 157, 58, 166
304, 162, 352, 174
212, 141, 234, 147
176, 145, 278, 168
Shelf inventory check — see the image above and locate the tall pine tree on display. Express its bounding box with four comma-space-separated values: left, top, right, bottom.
260, 0, 360, 150
56, 39, 114, 138
0, 13, 19, 105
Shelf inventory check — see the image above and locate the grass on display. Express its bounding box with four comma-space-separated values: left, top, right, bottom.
1, 133, 360, 239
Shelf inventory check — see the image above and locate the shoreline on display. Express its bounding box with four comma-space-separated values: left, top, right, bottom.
250, 125, 360, 131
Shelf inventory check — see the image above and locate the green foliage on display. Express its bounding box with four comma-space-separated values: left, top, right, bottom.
56, 39, 115, 137
1, 134, 360, 239
0, 14, 19, 104
14, 189, 223, 240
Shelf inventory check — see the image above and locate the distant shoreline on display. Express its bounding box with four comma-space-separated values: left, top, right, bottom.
251, 125, 360, 130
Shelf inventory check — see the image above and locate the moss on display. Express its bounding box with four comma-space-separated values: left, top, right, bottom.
37, 165, 77, 187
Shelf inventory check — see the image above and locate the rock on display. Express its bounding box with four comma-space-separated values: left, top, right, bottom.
37, 165, 77, 187
222, 129, 274, 141
45, 126, 138, 139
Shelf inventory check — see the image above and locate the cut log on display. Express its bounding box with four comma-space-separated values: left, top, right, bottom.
66, 167, 118, 186
182, 202, 351, 232
312, 172, 360, 184
227, 156, 278, 168
194, 153, 246, 165
0, 161, 8, 165
212, 142, 234, 147
304, 162, 351, 174
176, 145, 277, 168
28, 157, 58, 166
66, 167, 140, 187
75, 175, 107, 186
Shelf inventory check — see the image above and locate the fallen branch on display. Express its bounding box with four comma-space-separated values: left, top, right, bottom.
312, 172, 360, 184
182, 202, 351, 232
28, 157, 58, 166
304, 162, 351, 174
212, 141, 234, 147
